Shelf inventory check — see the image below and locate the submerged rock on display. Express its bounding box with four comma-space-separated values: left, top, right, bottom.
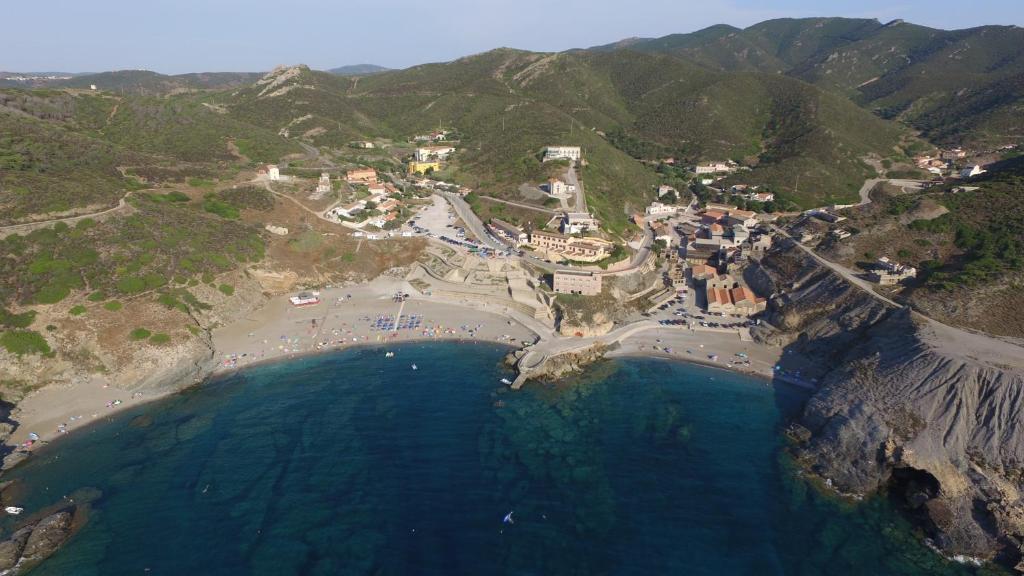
0, 510, 74, 575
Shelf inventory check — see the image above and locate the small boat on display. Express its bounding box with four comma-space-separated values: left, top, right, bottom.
503, 511, 514, 524
4, 507, 23, 515
500, 378, 512, 385
385, 352, 394, 358
411, 364, 418, 371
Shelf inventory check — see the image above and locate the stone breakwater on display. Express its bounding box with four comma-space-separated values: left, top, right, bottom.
751, 239, 1024, 571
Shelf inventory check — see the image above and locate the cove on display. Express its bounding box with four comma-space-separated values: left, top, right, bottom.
1, 342, 1001, 575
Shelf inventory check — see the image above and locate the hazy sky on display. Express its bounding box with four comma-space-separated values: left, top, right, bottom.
4, 0, 1022, 74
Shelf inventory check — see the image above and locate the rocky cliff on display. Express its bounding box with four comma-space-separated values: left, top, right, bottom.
750, 240, 1024, 569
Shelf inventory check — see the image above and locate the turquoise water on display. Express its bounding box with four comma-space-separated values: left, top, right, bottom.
2, 342, 999, 575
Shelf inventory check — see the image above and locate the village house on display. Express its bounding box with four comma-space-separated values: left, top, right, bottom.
553, 270, 602, 296
561, 212, 600, 234
750, 192, 774, 203
657, 185, 677, 198
694, 161, 735, 175
543, 146, 582, 163
725, 209, 758, 229
414, 146, 456, 162
869, 257, 917, 285
346, 167, 378, 184
352, 141, 375, 149
960, 165, 986, 179
546, 178, 574, 197
651, 222, 673, 246
329, 200, 367, 220
690, 263, 718, 282
316, 172, 332, 194
488, 219, 528, 247
268, 165, 281, 181
368, 181, 386, 196
701, 210, 727, 226
684, 243, 722, 266
408, 161, 441, 175
645, 202, 677, 218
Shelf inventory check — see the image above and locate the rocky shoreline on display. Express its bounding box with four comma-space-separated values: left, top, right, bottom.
752, 239, 1024, 571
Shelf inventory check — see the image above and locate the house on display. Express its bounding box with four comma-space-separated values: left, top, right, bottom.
729, 286, 767, 316
346, 167, 377, 184
941, 148, 967, 160
414, 146, 455, 162
694, 162, 734, 174
268, 165, 281, 181
690, 263, 718, 282
547, 178, 573, 197
352, 141, 375, 149
731, 224, 750, 244
831, 229, 852, 240
553, 270, 602, 296
316, 172, 332, 194
684, 243, 721, 265
561, 212, 599, 234
960, 165, 986, 179
368, 181, 386, 196
408, 161, 441, 175
706, 286, 736, 314
725, 209, 758, 228
869, 257, 917, 285
489, 219, 528, 247
708, 223, 724, 239
748, 234, 772, 254
657, 185, 677, 198
701, 210, 727, 225
651, 222, 673, 246
750, 192, 774, 203
645, 202, 677, 218
543, 146, 582, 162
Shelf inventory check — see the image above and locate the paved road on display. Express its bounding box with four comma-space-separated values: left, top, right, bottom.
298, 142, 337, 169
564, 166, 586, 211
771, 224, 901, 308
855, 178, 926, 206
440, 191, 508, 251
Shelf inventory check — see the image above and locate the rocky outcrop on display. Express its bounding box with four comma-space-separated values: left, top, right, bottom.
0, 510, 74, 575
753, 240, 1024, 568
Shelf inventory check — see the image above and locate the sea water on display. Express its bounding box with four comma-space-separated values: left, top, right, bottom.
3, 342, 1004, 575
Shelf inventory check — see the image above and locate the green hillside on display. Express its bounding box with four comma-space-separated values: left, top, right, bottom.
605, 18, 1024, 148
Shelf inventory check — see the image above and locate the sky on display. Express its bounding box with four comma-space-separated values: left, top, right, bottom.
3, 0, 1023, 74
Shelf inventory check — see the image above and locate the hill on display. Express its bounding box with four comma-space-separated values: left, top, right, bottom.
327, 64, 391, 76
601, 18, 1024, 148
220, 51, 911, 220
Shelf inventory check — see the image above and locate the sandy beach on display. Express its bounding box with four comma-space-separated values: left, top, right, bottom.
4, 277, 796, 457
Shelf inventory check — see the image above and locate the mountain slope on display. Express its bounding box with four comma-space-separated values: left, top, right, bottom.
603, 18, 1024, 148
327, 64, 390, 76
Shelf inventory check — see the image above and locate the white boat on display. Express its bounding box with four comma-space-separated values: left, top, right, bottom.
385, 352, 394, 358
411, 364, 418, 370
4, 507, 23, 515
500, 378, 512, 385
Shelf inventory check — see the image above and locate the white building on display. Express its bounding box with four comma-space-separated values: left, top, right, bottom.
645, 202, 677, 218
414, 146, 456, 162
316, 172, 332, 194
561, 212, 599, 234
960, 165, 986, 179
750, 192, 774, 203
546, 178, 574, 197
694, 162, 733, 175
657, 185, 677, 198
544, 146, 582, 163
268, 165, 280, 181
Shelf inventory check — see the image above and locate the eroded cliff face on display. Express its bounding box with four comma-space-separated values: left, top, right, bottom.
751, 240, 1024, 568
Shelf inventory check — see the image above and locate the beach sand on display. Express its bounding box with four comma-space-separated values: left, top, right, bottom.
5, 277, 796, 456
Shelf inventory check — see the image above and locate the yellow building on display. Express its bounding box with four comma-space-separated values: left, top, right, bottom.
408, 161, 441, 175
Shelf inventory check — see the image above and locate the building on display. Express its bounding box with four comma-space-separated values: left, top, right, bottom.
725, 209, 758, 229
645, 202, 677, 218
346, 167, 377, 184
316, 172, 332, 194
729, 286, 767, 316
701, 210, 727, 226
869, 257, 917, 285
553, 270, 602, 296
657, 185, 677, 198
651, 222, 673, 246
268, 165, 281, 181
543, 146, 582, 163
414, 146, 455, 162
289, 291, 321, 307
690, 263, 718, 282
489, 219, 527, 247
960, 165, 986, 179
694, 162, 733, 174
750, 192, 775, 203
352, 141, 375, 149
529, 230, 611, 261
547, 178, 573, 197
684, 243, 721, 266
408, 161, 441, 175
561, 212, 599, 234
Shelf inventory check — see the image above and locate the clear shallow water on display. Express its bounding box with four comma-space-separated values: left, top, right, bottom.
3, 342, 1000, 575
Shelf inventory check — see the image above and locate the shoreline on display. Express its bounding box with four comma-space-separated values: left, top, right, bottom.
2, 277, 796, 465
